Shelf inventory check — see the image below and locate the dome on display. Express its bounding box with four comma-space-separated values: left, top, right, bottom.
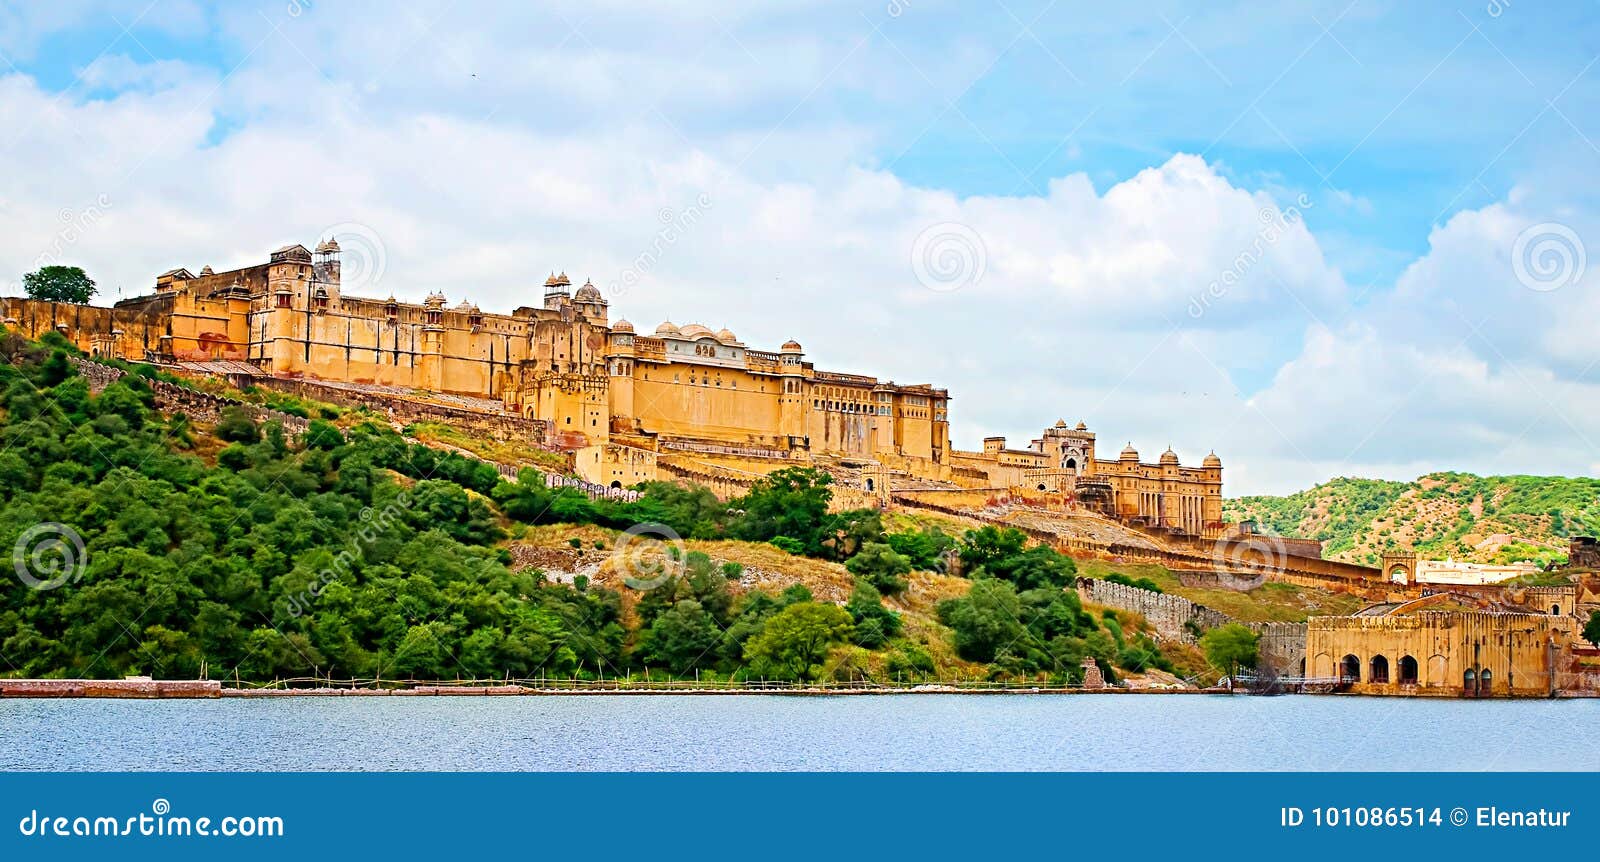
424, 291, 447, 308
655, 320, 681, 336
543, 273, 558, 288
1119, 442, 1139, 461
1159, 447, 1180, 466
679, 323, 713, 339
780, 339, 803, 353
554, 272, 572, 288
715, 328, 738, 343
1203, 450, 1222, 468
1054, 419, 1067, 428
1075, 421, 1088, 431
612, 319, 634, 333
199, 265, 214, 276
575, 279, 604, 302
455, 300, 476, 312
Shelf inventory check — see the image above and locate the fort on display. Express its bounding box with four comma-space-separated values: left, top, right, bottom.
2, 239, 1222, 537
12, 240, 1600, 698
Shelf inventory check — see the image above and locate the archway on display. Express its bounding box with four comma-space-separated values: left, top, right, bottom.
1037, 483, 1047, 491
1399, 655, 1418, 684
1463, 668, 1476, 694
609, 480, 622, 489
1369, 655, 1390, 684
1064, 457, 1077, 471
1479, 668, 1492, 695
1340, 654, 1361, 682
865, 477, 875, 492
1552, 604, 1561, 616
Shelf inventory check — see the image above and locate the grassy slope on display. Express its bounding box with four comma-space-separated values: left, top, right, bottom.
1225, 472, 1600, 566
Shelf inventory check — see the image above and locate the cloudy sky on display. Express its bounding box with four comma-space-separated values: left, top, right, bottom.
1, 1, 1597, 494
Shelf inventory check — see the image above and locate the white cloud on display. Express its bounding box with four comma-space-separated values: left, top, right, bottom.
1, 9, 1597, 496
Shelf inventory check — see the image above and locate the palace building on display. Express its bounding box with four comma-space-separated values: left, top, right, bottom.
1, 239, 1224, 536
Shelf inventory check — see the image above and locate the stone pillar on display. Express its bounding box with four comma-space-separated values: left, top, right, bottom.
1081, 657, 1106, 690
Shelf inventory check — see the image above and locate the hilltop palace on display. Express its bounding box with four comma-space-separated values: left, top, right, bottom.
2, 240, 1224, 534
16, 238, 1600, 698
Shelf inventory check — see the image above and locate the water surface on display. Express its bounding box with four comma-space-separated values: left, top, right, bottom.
1, 694, 1590, 771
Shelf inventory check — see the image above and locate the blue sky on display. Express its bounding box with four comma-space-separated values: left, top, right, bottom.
2, 1, 1598, 494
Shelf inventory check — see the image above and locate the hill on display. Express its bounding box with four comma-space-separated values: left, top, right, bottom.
1224, 472, 1600, 567
0, 329, 1224, 688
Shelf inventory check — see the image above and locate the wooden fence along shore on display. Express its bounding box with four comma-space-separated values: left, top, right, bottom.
0, 678, 1218, 698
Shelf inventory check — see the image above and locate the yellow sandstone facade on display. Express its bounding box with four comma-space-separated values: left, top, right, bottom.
1305, 611, 1570, 697
2, 240, 1222, 535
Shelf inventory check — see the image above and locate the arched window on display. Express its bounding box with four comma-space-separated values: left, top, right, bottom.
1369, 655, 1390, 684
1463, 668, 1477, 692
1340, 654, 1361, 682
1399, 655, 1418, 684
1552, 605, 1561, 615
1479, 668, 1492, 694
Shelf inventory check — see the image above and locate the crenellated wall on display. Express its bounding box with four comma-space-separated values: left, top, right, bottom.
1074, 576, 1308, 675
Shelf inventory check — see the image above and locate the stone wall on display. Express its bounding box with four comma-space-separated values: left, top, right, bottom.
1074, 576, 1307, 674
252, 376, 551, 447
1075, 577, 1230, 643
1252, 622, 1309, 675
70, 357, 308, 433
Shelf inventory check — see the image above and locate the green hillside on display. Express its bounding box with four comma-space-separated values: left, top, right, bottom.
1225, 473, 1600, 567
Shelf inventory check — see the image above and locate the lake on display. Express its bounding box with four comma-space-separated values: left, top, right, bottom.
1, 694, 1592, 771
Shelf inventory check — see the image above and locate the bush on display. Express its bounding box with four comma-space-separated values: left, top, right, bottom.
844, 542, 912, 594
768, 536, 804, 554
215, 406, 260, 444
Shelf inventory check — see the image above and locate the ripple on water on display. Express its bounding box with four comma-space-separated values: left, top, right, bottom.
0, 695, 1593, 771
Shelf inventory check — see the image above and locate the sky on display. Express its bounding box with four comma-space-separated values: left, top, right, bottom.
1, 0, 1598, 495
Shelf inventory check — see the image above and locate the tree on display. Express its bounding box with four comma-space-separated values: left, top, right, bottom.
957, 525, 1075, 589
742, 602, 853, 681
22, 266, 97, 304
1584, 610, 1600, 645
1200, 623, 1259, 680
937, 578, 1026, 663
886, 526, 956, 571
637, 599, 722, 674
733, 467, 833, 551
844, 542, 912, 594
845, 579, 901, 646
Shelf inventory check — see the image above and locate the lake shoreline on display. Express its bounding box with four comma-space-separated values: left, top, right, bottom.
2, 678, 1592, 699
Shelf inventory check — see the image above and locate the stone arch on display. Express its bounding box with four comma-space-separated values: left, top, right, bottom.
1428, 654, 1447, 684
1398, 655, 1418, 685
1340, 654, 1361, 682
1369, 654, 1390, 684
609, 480, 621, 489
1463, 667, 1477, 693
1311, 652, 1333, 678
1479, 668, 1492, 694
865, 477, 875, 492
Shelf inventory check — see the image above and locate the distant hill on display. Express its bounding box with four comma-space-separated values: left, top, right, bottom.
1224, 473, 1600, 567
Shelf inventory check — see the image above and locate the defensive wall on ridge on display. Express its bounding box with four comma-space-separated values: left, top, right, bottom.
1075, 576, 1307, 674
